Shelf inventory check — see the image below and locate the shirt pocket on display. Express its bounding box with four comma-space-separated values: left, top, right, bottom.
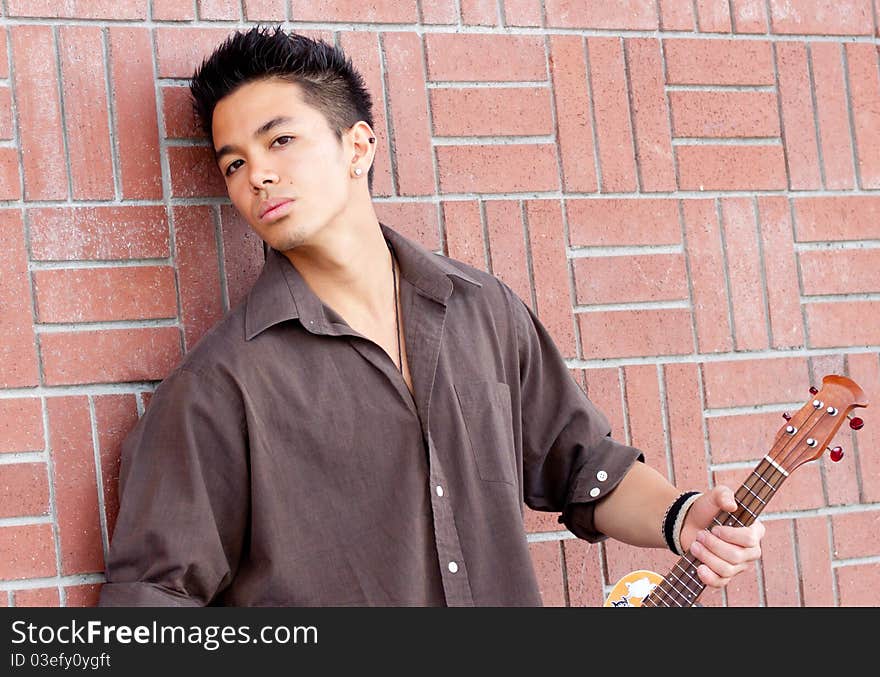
454, 381, 517, 485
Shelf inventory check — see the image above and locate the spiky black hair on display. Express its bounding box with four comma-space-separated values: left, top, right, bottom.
190, 25, 375, 190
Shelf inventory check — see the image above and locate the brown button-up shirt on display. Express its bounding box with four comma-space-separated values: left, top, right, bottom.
98, 223, 643, 607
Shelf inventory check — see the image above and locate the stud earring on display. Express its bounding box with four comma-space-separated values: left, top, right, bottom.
354, 168, 363, 176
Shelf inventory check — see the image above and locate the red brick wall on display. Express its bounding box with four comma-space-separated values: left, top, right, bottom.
1, 1, 878, 608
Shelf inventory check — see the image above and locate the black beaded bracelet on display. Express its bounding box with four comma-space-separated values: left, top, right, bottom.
662, 490, 701, 555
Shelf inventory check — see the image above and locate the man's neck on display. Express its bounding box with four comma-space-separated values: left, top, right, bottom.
282, 211, 394, 322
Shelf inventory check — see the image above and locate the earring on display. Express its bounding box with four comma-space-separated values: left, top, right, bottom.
354, 168, 363, 176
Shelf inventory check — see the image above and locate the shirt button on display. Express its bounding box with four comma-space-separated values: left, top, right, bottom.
436, 485, 444, 497
448, 561, 459, 574
597, 470, 608, 481
589, 487, 601, 498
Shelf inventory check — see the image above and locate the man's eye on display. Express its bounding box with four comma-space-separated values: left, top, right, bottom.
224, 159, 243, 177
273, 136, 293, 147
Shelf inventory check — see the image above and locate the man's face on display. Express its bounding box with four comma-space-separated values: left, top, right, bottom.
211, 78, 353, 252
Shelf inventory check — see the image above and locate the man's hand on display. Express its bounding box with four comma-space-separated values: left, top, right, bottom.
679, 485, 765, 588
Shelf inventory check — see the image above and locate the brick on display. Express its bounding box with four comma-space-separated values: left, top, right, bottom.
41, 328, 182, 386
730, 0, 769, 32
168, 145, 227, 198
502, 0, 543, 27
59, 26, 114, 201
443, 201, 486, 272
587, 38, 637, 192
769, 0, 873, 35
795, 515, 834, 606
604, 540, 678, 590
806, 301, 880, 348
702, 357, 810, 409
837, 563, 880, 606
776, 43, 822, 190
11, 26, 67, 201
0, 398, 44, 454
563, 540, 603, 607
34, 267, 177, 324
425, 34, 546, 82
242, 0, 286, 20
664, 39, 774, 85
526, 201, 575, 357
430, 87, 552, 137
0, 30, 6, 78
720, 198, 769, 350
460, 0, 498, 25
373, 201, 440, 252
219, 205, 265, 310
14, 588, 60, 607
568, 198, 680, 246
47, 397, 103, 575
714, 462, 824, 512
420, 0, 457, 24
848, 353, 880, 503
383, 32, 434, 197
757, 197, 805, 349
94, 394, 138, 541
65, 584, 101, 607
0, 463, 49, 518
695, 0, 732, 32
198, 0, 241, 20
581, 309, 692, 360
669, 91, 780, 138
583, 367, 625, 441
725, 562, 761, 607
625, 39, 675, 192
527, 541, 566, 606
623, 365, 668, 477
799, 248, 880, 296
548, 35, 598, 192
811, 43, 856, 189
524, 506, 565, 533
0, 87, 13, 140
832, 511, 880, 559
793, 196, 880, 241
707, 411, 788, 464
153, 0, 195, 20
0, 148, 20, 200
682, 199, 732, 353
338, 31, 393, 198
846, 43, 880, 188
676, 144, 787, 191
545, 0, 658, 29
28, 206, 170, 261
109, 28, 162, 200
0, 524, 56, 580
291, 0, 416, 22
163, 86, 202, 139
437, 144, 558, 194
155, 27, 236, 78
760, 519, 800, 606
659, 0, 695, 30
665, 363, 709, 489
0, 211, 39, 388
173, 206, 223, 351
484, 200, 531, 305
7, 1, 145, 18
573, 253, 688, 305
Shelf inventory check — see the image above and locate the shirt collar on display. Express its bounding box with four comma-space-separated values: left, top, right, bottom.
244, 222, 482, 341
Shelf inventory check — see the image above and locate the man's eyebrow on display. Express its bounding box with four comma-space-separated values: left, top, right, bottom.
214, 116, 296, 161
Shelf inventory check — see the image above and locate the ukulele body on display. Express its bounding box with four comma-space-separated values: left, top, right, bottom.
603, 570, 663, 607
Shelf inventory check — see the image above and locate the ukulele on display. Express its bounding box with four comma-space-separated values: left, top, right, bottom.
604, 374, 868, 607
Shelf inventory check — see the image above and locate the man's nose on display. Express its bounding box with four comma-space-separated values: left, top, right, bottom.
250, 165, 278, 191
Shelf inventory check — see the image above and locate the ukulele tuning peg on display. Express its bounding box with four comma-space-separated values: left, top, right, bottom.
848, 415, 865, 430
809, 386, 819, 395
828, 445, 844, 462
782, 412, 792, 421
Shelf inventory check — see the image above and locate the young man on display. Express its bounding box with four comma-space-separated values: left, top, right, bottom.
98, 26, 764, 607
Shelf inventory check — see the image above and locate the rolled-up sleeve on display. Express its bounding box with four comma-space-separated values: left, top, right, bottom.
505, 286, 644, 543
97, 367, 248, 606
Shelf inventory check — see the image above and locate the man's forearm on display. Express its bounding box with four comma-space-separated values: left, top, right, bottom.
591, 461, 681, 548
